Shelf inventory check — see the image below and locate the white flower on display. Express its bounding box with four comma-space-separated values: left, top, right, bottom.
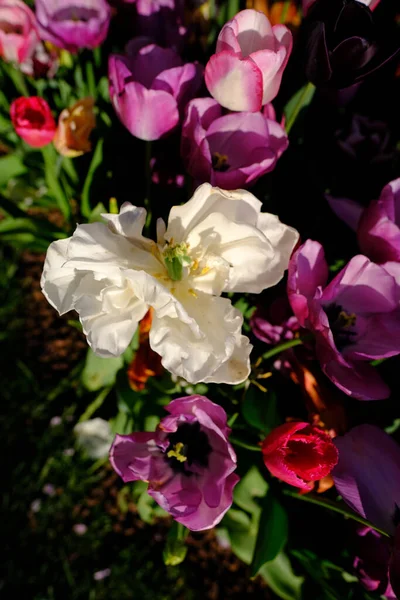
74, 418, 113, 459
41, 183, 298, 384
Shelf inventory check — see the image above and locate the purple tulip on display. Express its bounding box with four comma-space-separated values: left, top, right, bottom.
358, 179, 400, 264
132, 0, 186, 50
251, 297, 299, 346
333, 425, 400, 597
109, 39, 203, 142
109, 395, 239, 531
353, 527, 396, 598
181, 98, 288, 189
35, 0, 111, 53
287, 240, 400, 400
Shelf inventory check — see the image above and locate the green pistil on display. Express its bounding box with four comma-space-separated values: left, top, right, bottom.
163, 242, 192, 281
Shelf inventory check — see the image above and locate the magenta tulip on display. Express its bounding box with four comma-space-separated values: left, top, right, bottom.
205, 9, 292, 112
109, 39, 203, 141
35, 0, 111, 53
110, 395, 239, 531
288, 240, 400, 400
181, 98, 288, 189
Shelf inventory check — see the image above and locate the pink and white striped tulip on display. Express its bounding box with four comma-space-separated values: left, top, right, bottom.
205, 9, 292, 112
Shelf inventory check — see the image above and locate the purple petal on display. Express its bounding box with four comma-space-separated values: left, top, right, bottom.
326, 195, 363, 231
322, 255, 398, 315
333, 425, 400, 533
287, 240, 329, 326
109, 432, 162, 482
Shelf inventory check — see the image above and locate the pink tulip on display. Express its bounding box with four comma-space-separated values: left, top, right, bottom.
181, 98, 288, 189
10, 96, 56, 148
0, 0, 40, 65
109, 39, 203, 141
204, 9, 292, 112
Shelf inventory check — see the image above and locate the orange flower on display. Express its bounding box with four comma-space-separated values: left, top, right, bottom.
53, 97, 96, 157
127, 309, 163, 391
246, 0, 301, 28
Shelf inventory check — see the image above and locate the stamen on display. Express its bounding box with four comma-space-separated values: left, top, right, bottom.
167, 442, 188, 463
212, 152, 230, 172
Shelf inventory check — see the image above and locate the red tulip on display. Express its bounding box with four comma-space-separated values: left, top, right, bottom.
261, 421, 339, 490
10, 96, 56, 148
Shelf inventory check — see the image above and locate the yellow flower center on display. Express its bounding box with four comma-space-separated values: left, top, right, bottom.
167, 442, 188, 463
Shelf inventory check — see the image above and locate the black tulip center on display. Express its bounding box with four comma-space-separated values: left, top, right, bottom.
325, 303, 358, 351
165, 421, 212, 475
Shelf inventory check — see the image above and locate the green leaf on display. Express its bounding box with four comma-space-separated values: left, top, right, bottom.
242, 386, 280, 434
41, 145, 71, 220
81, 138, 104, 218
88, 201, 107, 223
163, 522, 188, 566
0, 155, 27, 187
259, 552, 304, 600
81, 348, 123, 391
251, 491, 288, 576
222, 509, 256, 564
284, 82, 316, 134
233, 466, 268, 517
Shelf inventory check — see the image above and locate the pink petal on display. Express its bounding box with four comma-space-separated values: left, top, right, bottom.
116, 81, 179, 141
205, 51, 263, 112
326, 195, 364, 231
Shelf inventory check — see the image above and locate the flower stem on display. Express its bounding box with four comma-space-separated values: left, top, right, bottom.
280, 0, 291, 23
283, 489, 390, 537
230, 437, 261, 452
261, 337, 304, 361
285, 82, 316, 135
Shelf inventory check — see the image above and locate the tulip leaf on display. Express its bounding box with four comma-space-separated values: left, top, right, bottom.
284, 82, 316, 134
81, 138, 104, 219
251, 491, 288, 576
242, 386, 280, 434
259, 552, 304, 600
233, 466, 268, 517
163, 522, 188, 566
81, 348, 123, 391
0, 155, 27, 187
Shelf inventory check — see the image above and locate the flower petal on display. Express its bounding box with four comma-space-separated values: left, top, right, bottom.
333, 425, 400, 534
205, 51, 263, 112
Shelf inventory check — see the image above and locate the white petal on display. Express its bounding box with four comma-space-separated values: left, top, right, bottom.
165, 184, 299, 294
165, 183, 262, 243
148, 286, 251, 385
101, 203, 154, 252
255, 212, 299, 290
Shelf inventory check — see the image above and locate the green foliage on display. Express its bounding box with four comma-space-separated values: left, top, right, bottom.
81, 348, 123, 391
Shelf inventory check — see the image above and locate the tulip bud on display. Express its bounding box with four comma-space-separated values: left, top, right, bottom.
10, 96, 56, 148
53, 97, 96, 158
261, 421, 339, 489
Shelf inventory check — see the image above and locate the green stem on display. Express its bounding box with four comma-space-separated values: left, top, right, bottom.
41, 145, 71, 221
280, 0, 291, 23
230, 437, 261, 452
285, 82, 316, 134
283, 490, 390, 537
262, 337, 304, 361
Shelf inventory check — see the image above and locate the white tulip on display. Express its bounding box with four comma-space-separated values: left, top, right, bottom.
41, 183, 298, 384
74, 418, 113, 459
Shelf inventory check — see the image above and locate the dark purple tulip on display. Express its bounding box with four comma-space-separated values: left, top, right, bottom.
304, 0, 400, 89
353, 527, 396, 598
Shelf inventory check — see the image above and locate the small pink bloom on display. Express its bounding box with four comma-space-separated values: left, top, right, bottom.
261, 421, 338, 490
251, 297, 299, 346
35, 0, 111, 53
0, 0, 40, 65
93, 568, 111, 581
10, 97, 56, 148
109, 40, 203, 141
181, 98, 288, 189
73, 523, 88, 535
110, 395, 239, 531
288, 240, 400, 400
205, 9, 292, 112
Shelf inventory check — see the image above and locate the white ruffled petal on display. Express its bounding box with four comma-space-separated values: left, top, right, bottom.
147, 286, 251, 384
